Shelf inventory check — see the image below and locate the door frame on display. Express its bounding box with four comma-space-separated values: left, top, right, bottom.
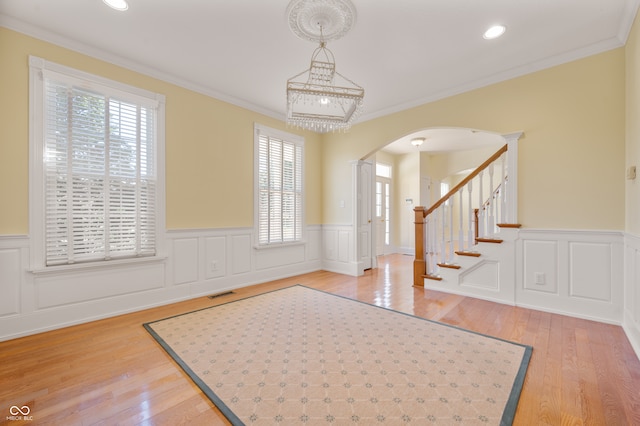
352, 159, 376, 275
375, 175, 392, 256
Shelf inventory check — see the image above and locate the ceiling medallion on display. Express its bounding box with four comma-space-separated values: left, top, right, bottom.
285, 0, 363, 133
287, 0, 356, 42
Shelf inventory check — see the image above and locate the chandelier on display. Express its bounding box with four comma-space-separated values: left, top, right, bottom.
286, 0, 364, 132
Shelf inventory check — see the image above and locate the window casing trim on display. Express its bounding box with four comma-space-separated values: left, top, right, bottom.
28, 56, 166, 271
253, 123, 305, 248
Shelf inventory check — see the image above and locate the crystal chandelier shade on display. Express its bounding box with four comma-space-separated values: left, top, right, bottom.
286, 42, 364, 132
286, 0, 363, 132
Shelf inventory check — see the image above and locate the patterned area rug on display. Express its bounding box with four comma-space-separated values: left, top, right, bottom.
144, 285, 531, 425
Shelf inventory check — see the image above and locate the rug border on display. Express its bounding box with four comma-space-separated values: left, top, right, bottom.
143, 284, 532, 425
143, 319, 245, 425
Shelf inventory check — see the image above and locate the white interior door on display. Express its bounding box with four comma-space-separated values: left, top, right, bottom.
358, 161, 373, 270
375, 177, 391, 255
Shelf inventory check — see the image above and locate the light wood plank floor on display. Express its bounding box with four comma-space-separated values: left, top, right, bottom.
1, 254, 639, 425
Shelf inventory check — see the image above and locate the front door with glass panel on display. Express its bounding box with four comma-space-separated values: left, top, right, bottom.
375, 177, 391, 255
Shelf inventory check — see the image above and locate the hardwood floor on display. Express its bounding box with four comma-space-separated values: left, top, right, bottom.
1, 254, 639, 425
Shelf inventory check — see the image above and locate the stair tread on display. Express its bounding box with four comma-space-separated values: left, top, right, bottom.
455, 251, 482, 257
497, 223, 522, 228
476, 237, 503, 243
424, 273, 443, 281
437, 263, 461, 269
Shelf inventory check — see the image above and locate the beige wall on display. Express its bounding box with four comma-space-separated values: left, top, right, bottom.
627, 12, 640, 235
396, 152, 420, 250
0, 26, 630, 236
0, 28, 322, 234
423, 145, 504, 192
323, 48, 626, 231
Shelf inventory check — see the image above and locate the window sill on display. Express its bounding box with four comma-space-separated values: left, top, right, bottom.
253, 241, 306, 250
30, 255, 167, 276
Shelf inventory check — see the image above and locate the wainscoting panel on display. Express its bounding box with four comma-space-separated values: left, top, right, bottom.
321, 225, 358, 275
0, 226, 322, 341
623, 233, 640, 360
2, 227, 636, 362
255, 244, 305, 270
172, 238, 199, 285
522, 240, 558, 294
460, 260, 499, 290
231, 233, 252, 275
323, 229, 337, 261
0, 246, 22, 317
636, 249, 640, 325
35, 262, 165, 309
306, 227, 321, 262
338, 231, 351, 263
569, 242, 612, 301
204, 236, 226, 280
517, 230, 624, 324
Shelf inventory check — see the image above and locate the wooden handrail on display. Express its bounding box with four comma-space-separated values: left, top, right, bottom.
424, 144, 507, 217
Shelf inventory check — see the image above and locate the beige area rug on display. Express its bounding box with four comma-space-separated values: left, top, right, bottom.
144, 285, 531, 425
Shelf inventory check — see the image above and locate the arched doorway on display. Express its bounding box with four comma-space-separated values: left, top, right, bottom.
366, 127, 508, 258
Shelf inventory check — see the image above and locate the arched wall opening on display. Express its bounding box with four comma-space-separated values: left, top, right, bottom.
364, 127, 509, 255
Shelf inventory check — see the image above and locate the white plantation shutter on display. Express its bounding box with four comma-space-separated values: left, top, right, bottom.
42, 71, 158, 265
256, 125, 303, 245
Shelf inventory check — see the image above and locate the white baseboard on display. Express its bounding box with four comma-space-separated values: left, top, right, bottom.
623, 310, 640, 360
322, 259, 364, 276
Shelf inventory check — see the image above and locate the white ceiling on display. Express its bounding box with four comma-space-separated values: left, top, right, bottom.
1, 0, 638, 152
382, 128, 506, 156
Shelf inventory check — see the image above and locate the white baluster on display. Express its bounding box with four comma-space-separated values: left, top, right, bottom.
434, 212, 440, 274
432, 208, 438, 270
426, 216, 432, 275
488, 163, 495, 235
429, 215, 437, 275
501, 153, 507, 224
449, 201, 454, 263
467, 180, 473, 250
502, 176, 508, 224
439, 206, 445, 265
478, 171, 484, 239
493, 188, 502, 233
458, 189, 464, 253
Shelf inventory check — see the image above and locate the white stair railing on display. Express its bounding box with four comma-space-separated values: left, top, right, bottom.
414, 144, 512, 281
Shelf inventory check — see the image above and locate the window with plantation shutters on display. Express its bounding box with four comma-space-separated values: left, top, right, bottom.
29, 57, 165, 268
255, 124, 304, 246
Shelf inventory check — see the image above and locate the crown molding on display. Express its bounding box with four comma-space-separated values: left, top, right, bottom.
0, 14, 285, 123
357, 35, 626, 124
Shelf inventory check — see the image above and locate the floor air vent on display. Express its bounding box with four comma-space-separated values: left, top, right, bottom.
207, 291, 235, 299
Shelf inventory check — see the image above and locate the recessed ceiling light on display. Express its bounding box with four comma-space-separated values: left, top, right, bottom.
103, 0, 128, 11
483, 25, 506, 40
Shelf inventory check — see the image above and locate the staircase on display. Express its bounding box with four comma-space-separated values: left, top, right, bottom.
413, 144, 521, 303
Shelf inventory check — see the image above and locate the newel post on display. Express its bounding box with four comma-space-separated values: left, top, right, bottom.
503, 131, 523, 224
413, 206, 426, 287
